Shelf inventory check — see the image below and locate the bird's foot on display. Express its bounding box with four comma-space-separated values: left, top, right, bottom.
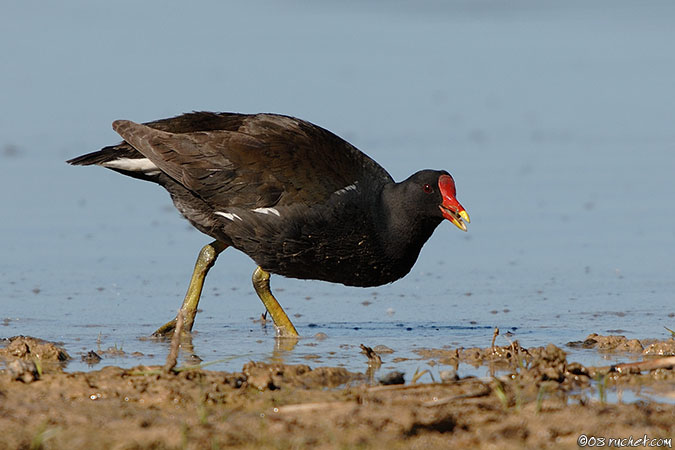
275, 324, 300, 338
152, 319, 177, 338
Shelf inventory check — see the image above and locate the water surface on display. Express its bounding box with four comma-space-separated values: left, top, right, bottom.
1, 1, 674, 392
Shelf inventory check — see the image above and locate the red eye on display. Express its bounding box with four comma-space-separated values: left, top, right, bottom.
423, 183, 432, 194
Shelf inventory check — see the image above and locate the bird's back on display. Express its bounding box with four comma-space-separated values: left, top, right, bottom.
69, 112, 405, 285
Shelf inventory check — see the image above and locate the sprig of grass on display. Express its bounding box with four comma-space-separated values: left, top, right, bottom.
30, 423, 59, 450
32, 356, 43, 378
492, 378, 509, 410
594, 373, 607, 404
198, 403, 209, 426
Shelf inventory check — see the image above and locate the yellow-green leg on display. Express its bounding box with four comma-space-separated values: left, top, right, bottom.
252, 266, 299, 337
152, 240, 228, 337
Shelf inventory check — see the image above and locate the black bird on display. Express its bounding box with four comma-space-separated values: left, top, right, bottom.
67, 112, 470, 336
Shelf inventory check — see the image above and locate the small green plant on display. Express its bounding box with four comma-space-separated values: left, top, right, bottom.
595, 373, 607, 404
180, 423, 189, 449
30, 423, 59, 450
492, 378, 509, 410
197, 400, 210, 426
31, 356, 43, 378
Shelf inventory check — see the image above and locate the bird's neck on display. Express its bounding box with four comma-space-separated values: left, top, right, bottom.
378, 183, 442, 265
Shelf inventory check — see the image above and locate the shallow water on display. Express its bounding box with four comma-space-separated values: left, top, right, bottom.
1, 1, 674, 393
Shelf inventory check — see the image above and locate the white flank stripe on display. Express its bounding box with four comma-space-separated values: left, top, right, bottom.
334, 182, 358, 196
252, 207, 281, 216
102, 157, 159, 173
215, 211, 242, 221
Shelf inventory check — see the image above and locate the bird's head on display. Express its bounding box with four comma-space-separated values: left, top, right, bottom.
394, 169, 470, 232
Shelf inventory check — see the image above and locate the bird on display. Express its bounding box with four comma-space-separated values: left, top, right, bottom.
67, 112, 470, 337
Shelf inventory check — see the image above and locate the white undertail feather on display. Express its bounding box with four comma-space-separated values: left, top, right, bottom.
102, 158, 160, 176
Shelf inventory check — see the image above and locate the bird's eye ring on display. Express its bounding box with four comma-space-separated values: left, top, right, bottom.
423, 183, 432, 194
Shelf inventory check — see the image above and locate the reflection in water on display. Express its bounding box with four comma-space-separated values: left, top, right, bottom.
269, 336, 300, 364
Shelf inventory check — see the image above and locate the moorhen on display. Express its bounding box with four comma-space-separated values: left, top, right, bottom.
68, 112, 469, 337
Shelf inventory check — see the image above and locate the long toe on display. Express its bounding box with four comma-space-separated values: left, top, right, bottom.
152, 318, 177, 338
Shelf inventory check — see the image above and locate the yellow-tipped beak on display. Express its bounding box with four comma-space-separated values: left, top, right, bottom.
442, 207, 470, 232
450, 214, 468, 232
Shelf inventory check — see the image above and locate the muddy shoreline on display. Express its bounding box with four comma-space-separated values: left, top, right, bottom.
1, 334, 673, 449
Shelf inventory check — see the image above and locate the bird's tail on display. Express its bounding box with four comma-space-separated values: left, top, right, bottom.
66, 145, 140, 166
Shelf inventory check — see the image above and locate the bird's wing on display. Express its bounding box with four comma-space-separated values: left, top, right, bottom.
111, 113, 393, 209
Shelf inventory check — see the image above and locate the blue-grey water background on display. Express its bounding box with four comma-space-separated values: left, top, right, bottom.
1, 1, 674, 395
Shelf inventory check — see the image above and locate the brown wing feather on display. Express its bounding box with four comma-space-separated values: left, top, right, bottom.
68, 112, 250, 166
111, 114, 393, 209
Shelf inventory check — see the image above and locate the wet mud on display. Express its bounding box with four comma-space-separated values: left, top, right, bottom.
0, 334, 673, 449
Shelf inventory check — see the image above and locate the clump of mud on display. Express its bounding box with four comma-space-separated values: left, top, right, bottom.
0, 336, 71, 383
416, 341, 590, 386
0, 335, 70, 362
242, 361, 363, 390
568, 332, 675, 356
414, 333, 675, 401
